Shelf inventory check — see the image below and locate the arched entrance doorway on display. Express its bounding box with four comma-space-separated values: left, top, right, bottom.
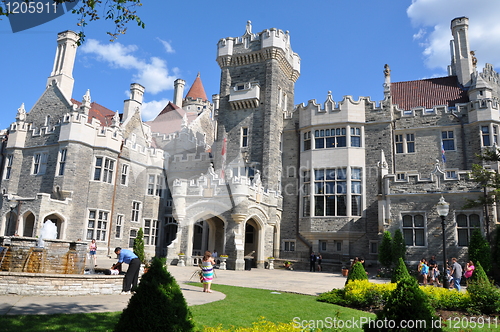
244, 219, 260, 268
191, 216, 225, 257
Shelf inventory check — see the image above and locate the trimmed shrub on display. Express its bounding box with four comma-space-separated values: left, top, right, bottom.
114, 257, 195, 332
467, 262, 500, 314
204, 317, 312, 331
378, 231, 393, 268
391, 257, 411, 283
133, 227, 145, 264
468, 228, 492, 275
319, 280, 396, 309
392, 229, 406, 265
421, 286, 471, 311
363, 277, 442, 332
346, 262, 368, 284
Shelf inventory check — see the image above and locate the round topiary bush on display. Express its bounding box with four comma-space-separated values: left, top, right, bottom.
391, 257, 411, 283
363, 277, 442, 331
114, 257, 196, 332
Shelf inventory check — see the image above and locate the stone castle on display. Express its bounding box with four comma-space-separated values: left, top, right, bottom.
1, 17, 498, 270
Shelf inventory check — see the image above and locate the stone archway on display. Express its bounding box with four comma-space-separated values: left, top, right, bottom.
4, 210, 17, 236
42, 214, 64, 239
22, 212, 36, 237
244, 219, 260, 267
191, 216, 226, 257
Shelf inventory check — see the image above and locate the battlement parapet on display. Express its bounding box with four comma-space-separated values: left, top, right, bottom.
296, 94, 367, 127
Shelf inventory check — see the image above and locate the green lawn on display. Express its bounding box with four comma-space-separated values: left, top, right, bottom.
0, 284, 496, 331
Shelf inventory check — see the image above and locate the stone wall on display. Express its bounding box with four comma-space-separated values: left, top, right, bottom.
0, 272, 123, 296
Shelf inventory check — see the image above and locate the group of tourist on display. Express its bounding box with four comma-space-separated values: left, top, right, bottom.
418, 256, 475, 291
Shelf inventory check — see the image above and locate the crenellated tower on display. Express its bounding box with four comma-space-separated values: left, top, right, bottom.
449, 17, 474, 87
215, 21, 300, 191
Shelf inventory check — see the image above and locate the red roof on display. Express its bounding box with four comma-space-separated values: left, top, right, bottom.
391, 76, 469, 111
185, 73, 208, 101
71, 99, 116, 126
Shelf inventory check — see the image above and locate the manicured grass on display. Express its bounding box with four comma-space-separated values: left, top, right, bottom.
189, 283, 374, 331
0, 312, 121, 332
0, 285, 495, 331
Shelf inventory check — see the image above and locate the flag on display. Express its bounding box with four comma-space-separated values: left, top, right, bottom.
441, 141, 446, 163
220, 134, 227, 178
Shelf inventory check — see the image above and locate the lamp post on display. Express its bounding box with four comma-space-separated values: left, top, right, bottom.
436, 196, 450, 289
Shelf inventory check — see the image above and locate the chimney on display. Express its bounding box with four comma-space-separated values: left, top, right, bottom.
123, 83, 145, 122
46, 30, 79, 101
173, 79, 186, 107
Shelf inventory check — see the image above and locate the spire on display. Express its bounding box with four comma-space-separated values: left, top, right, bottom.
383, 64, 391, 98
81, 89, 91, 115
245, 20, 252, 35
185, 73, 208, 101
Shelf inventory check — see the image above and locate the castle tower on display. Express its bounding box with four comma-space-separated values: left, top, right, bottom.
122, 83, 145, 122
173, 78, 186, 107
215, 21, 300, 190
182, 73, 210, 114
450, 17, 473, 87
46, 30, 79, 101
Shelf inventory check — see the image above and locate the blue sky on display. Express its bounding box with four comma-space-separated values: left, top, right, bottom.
2, 0, 500, 131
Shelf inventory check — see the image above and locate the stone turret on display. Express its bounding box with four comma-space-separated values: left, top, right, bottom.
173, 79, 185, 107
46, 30, 79, 101
449, 17, 473, 87
122, 83, 145, 123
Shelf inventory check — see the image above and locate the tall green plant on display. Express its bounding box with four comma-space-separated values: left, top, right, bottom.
467, 262, 500, 314
346, 262, 368, 284
378, 231, 393, 268
468, 228, 492, 275
133, 228, 146, 264
391, 257, 410, 283
114, 257, 195, 332
363, 277, 442, 332
392, 229, 406, 264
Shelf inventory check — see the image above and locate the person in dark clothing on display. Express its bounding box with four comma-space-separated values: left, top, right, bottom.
113, 247, 141, 294
310, 252, 317, 272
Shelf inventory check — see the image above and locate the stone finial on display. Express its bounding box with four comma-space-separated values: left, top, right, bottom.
16, 103, 26, 122
245, 20, 252, 35
383, 64, 391, 97
470, 50, 478, 68
81, 89, 91, 115
181, 113, 188, 129
112, 110, 120, 127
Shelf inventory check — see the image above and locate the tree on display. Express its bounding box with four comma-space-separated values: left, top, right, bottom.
391, 257, 411, 283
0, 0, 145, 44
133, 227, 145, 264
467, 262, 500, 315
363, 277, 442, 332
346, 262, 368, 284
114, 257, 196, 332
468, 228, 492, 275
463, 149, 500, 242
378, 231, 393, 268
392, 229, 406, 265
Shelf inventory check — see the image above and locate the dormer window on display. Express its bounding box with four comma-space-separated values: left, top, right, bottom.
236, 84, 245, 91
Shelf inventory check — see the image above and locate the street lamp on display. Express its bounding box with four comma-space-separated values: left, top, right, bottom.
436, 196, 450, 289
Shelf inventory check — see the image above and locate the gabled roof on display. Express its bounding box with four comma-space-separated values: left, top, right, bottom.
71, 99, 116, 126
146, 101, 197, 135
391, 76, 469, 111
185, 73, 208, 101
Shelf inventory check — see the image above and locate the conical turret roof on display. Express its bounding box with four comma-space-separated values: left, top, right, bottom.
185, 73, 208, 101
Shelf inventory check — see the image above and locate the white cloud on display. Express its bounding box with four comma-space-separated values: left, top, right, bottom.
407, 0, 500, 71
141, 98, 171, 121
80, 39, 178, 95
157, 38, 175, 53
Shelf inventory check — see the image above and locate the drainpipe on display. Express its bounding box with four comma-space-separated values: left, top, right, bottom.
294, 122, 312, 254
107, 140, 124, 257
